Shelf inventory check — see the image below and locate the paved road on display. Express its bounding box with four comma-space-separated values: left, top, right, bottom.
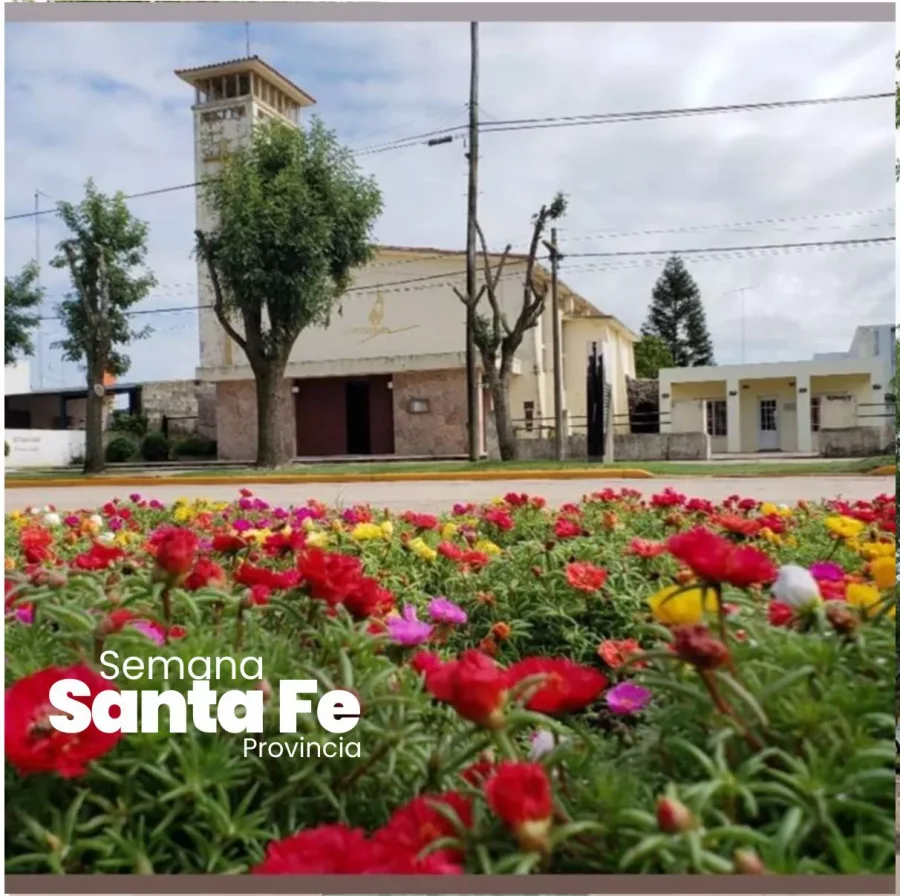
5, 475, 893, 513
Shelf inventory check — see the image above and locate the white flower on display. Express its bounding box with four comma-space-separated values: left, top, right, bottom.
529, 728, 565, 759
96, 531, 115, 546
772, 564, 820, 609
88, 514, 103, 528
43, 513, 61, 527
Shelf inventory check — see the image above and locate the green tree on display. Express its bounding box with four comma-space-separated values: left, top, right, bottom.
455, 194, 567, 461
196, 118, 383, 468
51, 179, 156, 474
633, 334, 674, 379
641, 255, 715, 367
5, 262, 43, 366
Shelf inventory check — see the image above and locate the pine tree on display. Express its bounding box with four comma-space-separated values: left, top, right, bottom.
641, 255, 715, 367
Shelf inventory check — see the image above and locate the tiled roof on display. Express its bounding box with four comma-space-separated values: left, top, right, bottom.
174, 55, 316, 106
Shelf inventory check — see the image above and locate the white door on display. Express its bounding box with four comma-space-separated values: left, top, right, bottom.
757, 398, 780, 451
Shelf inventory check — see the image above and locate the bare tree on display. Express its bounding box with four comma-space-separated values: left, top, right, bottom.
454, 193, 567, 461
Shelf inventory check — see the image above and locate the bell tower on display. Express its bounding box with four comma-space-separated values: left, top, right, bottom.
175, 56, 316, 373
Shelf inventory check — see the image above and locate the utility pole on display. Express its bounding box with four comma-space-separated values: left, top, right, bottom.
35, 189, 44, 389
464, 21, 480, 462
543, 227, 565, 460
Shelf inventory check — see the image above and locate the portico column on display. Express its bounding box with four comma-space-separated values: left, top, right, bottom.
795, 373, 812, 454
726, 379, 741, 454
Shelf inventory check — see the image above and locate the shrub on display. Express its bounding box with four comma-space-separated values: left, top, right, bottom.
4, 441, 9, 457
104, 436, 137, 463
171, 435, 217, 459
109, 412, 148, 438
140, 432, 170, 462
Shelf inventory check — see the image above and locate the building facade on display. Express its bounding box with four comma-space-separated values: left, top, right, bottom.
659, 324, 895, 455
177, 56, 637, 461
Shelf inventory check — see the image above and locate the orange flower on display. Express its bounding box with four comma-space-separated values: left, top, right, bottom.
565, 561, 607, 593
491, 621, 511, 641
597, 638, 644, 669
475, 591, 496, 606
479, 637, 499, 657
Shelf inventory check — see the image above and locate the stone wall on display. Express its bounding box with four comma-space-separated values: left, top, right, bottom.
141, 380, 217, 440
613, 432, 711, 462
216, 380, 295, 462
393, 369, 467, 456
510, 435, 589, 462
818, 425, 895, 458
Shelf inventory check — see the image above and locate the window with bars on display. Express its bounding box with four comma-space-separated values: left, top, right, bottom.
811, 396, 821, 432
705, 400, 727, 437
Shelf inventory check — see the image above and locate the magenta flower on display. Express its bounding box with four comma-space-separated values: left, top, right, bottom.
232, 518, 252, 533
809, 561, 844, 582
14, 605, 34, 625
606, 682, 652, 716
428, 597, 467, 625
64, 515, 80, 528
129, 493, 142, 503
385, 605, 433, 647
131, 620, 166, 647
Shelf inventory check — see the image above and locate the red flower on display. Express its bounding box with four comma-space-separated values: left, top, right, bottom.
651, 488, 685, 508
411, 651, 443, 677
343, 576, 395, 620
627, 538, 666, 558
667, 527, 776, 588
184, 556, 227, 591
483, 508, 514, 532
597, 638, 644, 669
72, 543, 125, 572
458, 550, 490, 571
402, 512, 440, 531
671, 625, 730, 670
437, 542, 463, 561
507, 656, 607, 714
5, 664, 123, 778
768, 601, 794, 627
234, 563, 298, 592
153, 528, 199, 582
425, 649, 508, 729
554, 517, 583, 540
211, 533, 248, 554
374, 792, 472, 863
263, 529, 306, 557
504, 492, 530, 507
712, 514, 762, 538
460, 758, 496, 787
565, 561, 607, 593
20, 527, 54, 565
297, 549, 363, 607
484, 761, 554, 851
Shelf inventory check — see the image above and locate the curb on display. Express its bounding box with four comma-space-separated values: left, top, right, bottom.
867, 465, 896, 476
4, 468, 658, 489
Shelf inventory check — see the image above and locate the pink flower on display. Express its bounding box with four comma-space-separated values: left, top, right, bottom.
606, 682, 652, 716
14, 605, 34, 625
131, 620, 167, 646
385, 605, 433, 647
809, 561, 844, 582
428, 597, 467, 625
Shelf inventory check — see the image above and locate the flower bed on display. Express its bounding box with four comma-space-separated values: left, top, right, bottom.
4, 487, 897, 875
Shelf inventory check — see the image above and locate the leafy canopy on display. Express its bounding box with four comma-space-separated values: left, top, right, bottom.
633, 334, 674, 379
49, 179, 156, 377
199, 117, 383, 364
4, 262, 43, 366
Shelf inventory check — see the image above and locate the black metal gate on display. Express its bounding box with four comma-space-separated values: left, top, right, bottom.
586, 341, 610, 460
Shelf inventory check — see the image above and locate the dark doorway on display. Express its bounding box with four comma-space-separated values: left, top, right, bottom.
345, 380, 372, 454
631, 400, 660, 434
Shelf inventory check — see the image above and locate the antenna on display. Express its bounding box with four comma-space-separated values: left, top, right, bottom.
245, 22, 251, 57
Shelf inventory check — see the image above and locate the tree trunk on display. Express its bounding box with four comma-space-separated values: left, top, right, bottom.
83, 368, 106, 474
255, 360, 291, 468
485, 367, 517, 461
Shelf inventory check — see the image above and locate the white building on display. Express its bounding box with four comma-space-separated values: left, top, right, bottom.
659, 324, 895, 456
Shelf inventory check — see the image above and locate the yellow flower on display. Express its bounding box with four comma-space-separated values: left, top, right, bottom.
351, 523, 384, 541
173, 506, 193, 523
648, 584, 718, 626
408, 537, 437, 562
489, 497, 505, 506
301, 517, 316, 533
5, 557, 15, 570
173, 496, 190, 507
306, 530, 331, 548
759, 527, 782, 545
858, 541, 895, 561
331, 520, 345, 533
380, 520, 394, 538
761, 502, 792, 518
824, 515, 865, 540
10, 510, 21, 520
846, 582, 894, 618
441, 522, 458, 540
869, 555, 896, 590
474, 539, 502, 556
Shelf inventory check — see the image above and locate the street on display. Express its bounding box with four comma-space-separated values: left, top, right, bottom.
5, 475, 894, 513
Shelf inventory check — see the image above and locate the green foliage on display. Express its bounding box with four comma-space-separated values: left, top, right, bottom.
197, 118, 383, 366
140, 431, 170, 463
171, 435, 217, 459
641, 256, 715, 367
49, 179, 156, 378
109, 412, 148, 438
4, 441, 10, 458
104, 436, 137, 463
5, 262, 43, 366
634, 335, 674, 379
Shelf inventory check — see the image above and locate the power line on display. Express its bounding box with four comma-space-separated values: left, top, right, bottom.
563, 235, 894, 259
350, 90, 892, 154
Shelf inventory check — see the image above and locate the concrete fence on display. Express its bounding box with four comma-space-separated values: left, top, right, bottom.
818, 425, 895, 458
613, 432, 711, 462
5, 429, 85, 468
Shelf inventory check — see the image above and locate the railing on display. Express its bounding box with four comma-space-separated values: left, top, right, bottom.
509, 414, 588, 439
611, 409, 671, 435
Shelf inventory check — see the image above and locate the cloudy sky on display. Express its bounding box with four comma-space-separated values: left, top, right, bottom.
4, 19, 896, 389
